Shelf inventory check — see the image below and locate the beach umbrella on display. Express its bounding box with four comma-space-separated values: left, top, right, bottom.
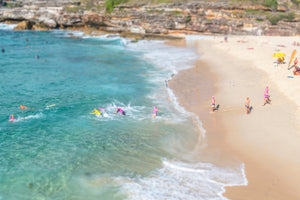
273, 53, 286, 57
288, 49, 297, 67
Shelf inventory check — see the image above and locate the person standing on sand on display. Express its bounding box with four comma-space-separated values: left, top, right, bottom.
245, 97, 250, 114
211, 96, 216, 112
263, 86, 271, 106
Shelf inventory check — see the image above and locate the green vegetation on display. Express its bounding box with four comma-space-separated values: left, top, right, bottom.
267, 11, 295, 25
171, 11, 183, 16
291, 0, 300, 6
267, 13, 282, 25
104, 0, 127, 12
64, 6, 81, 12
263, 0, 278, 10
185, 15, 191, 23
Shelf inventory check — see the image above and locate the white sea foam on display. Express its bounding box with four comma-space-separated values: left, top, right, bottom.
114, 158, 247, 200
0, 23, 17, 30
13, 113, 44, 122
89, 100, 148, 122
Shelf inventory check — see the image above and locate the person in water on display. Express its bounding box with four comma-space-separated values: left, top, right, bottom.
90, 108, 101, 115
211, 96, 216, 112
9, 114, 16, 121
1, 48, 4, 53
114, 107, 126, 115
152, 106, 162, 118
245, 97, 250, 114
20, 105, 28, 110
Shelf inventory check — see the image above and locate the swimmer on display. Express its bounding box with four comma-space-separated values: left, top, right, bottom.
36, 55, 40, 59
90, 108, 101, 115
211, 96, 216, 112
9, 114, 16, 121
245, 97, 250, 114
114, 107, 126, 115
152, 106, 162, 118
98, 107, 105, 111
20, 105, 28, 110
1, 48, 4, 53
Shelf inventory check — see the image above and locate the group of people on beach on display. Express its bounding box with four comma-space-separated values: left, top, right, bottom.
211, 86, 271, 115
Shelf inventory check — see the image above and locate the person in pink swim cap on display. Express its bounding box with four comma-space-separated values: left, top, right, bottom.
211, 96, 216, 112
152, 106, 162, 118
114, 107, 126, 115
9, 114, 16, 121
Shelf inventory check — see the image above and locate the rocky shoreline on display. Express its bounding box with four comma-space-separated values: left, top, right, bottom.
1, 0, 300, 37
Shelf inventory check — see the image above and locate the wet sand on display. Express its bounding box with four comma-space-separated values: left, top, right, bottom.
168, 37, 300, 199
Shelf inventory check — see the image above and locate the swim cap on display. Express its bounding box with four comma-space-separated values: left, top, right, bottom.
247, 97, 249, 100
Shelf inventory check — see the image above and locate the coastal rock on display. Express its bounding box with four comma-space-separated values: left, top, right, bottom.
1, 1, 300, 36
13, 20, 34, 30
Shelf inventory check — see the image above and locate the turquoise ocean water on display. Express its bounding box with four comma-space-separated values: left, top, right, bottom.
0, 24, 247, 200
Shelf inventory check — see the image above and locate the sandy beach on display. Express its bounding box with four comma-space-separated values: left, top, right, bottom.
168, 36, 300, 199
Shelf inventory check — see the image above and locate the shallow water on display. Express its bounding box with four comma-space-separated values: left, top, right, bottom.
0, 25, 246, 200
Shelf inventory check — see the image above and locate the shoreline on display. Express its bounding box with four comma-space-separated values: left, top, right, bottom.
168, 37, 300, 199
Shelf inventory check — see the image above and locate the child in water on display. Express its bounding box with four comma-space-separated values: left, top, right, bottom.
9, 114, 16, 121
114, 107, 126, 115
152, 106, 162, 118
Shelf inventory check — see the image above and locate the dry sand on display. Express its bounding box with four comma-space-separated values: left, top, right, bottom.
168, 36, 300, 200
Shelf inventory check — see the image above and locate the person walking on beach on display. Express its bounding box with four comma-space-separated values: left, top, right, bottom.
152, 106, 162, 118
263, 86, 271, 106
245, 97, 250, 114
211, 96, 216, 112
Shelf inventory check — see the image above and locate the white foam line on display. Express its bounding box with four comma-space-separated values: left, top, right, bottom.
163, 160, 207, 173
0, 23, 17, 30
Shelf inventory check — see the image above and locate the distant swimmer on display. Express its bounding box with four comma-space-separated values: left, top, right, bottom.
20, 105, 28, 110
152, 106, 162, 118
114, 107, 126, 115
46, 104, 56, 108
90, 108, 101, 115
1, 48, 4, 53
9, 114, 16, 121
25, 38, 29, 42
36, 55, 40, 59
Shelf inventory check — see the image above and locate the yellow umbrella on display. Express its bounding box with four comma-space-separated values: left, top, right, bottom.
273, 53, 286, 57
